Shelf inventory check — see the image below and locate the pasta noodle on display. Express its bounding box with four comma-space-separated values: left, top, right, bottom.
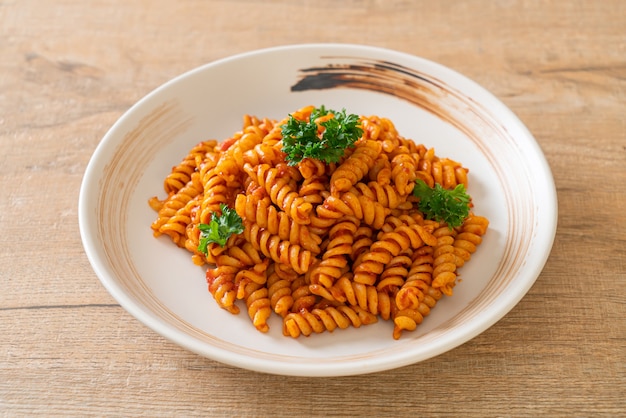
149, 106, 489, 339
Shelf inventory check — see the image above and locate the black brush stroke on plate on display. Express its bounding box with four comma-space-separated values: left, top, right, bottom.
291, 59, 433, 93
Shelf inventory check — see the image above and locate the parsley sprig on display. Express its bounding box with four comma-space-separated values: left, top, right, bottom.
281, 105, 363, 166
197, 204, 244, 253
413, 179, 471, 228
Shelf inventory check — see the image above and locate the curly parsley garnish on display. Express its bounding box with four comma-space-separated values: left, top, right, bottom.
281, 105, 363, 166
413, 179, 471, 228
197, 204, 244, 253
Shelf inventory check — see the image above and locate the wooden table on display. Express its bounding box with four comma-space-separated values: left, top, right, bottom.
2, 1, 624, 416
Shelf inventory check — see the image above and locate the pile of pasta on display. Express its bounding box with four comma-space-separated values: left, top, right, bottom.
149, 105, 488, 339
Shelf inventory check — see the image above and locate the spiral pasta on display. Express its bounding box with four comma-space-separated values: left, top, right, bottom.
330, 139, 382, 194
149, 106, 489, 339
266, 262, 297, 317
283, 305, 378, 338
309, 218, 357, 289
235, 261, 271, 332
150, 171, 203, 244
163, 140, 218, 196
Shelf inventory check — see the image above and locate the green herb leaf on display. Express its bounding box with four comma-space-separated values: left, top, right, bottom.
281, 105, 363, 165
413, 179, 471, 228
197, 203, 244, 253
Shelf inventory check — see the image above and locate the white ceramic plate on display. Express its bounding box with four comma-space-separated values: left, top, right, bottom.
79, 44, 557, 376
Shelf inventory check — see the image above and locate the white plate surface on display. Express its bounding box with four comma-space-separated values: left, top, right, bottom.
79, 44, 557, 376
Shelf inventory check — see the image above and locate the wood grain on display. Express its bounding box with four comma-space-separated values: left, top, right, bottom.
1, 0, 624, 416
